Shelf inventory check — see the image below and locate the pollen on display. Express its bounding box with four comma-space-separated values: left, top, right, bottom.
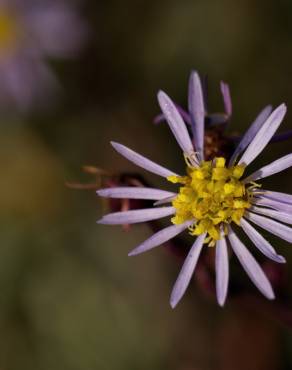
168, 157, 253, 246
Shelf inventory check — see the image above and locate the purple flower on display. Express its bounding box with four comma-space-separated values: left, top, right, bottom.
97, 70, 292, 308
0, 0, 88, 110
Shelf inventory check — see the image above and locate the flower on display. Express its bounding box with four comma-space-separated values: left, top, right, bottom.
97, 70, 292, 308
0, 0, 88, 110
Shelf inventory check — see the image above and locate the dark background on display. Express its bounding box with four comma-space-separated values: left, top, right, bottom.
2, 0, 292, 369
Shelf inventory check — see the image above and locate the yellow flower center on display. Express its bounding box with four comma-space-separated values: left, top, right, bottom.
0, 10, 20, 54
168, 157, 255, 246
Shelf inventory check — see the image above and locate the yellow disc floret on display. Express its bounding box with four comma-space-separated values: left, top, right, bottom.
168, 157, 253, 246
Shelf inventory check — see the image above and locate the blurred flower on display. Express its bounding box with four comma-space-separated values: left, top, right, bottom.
97, 70, 292, 308
0, 0, 88, 110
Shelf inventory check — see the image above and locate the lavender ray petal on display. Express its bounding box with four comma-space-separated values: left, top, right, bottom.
154, 195, 177, 206
252, 197, 292, 214
241, 217, 286, 263
244, 153, 292, 183
154, 104, 191, 126
97, 187, 176, 200
257, 190, 292, 205
111, 142, 178, 178
229, 105, 272, 166
238, 104, 287, 166
251, 205, 292, 226
215, 236, 229, 307
157, 91, 194, 155
245, 211, 292, 243
270, 130, 292, 143
207, 113, 229, 127
128, 220, 193, 256
227, 226, 275, 299
188, 71, 205, 159
97, 206, 175, 225
220, 81, 232, 117
170, 233, 206, 308
176, 105, 192, 125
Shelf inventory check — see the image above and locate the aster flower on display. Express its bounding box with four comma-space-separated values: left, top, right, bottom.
97, 70, 292, 308
0, 0, 88, 110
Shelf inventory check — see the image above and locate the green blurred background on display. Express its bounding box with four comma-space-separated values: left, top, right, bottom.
2, 0, 292, 369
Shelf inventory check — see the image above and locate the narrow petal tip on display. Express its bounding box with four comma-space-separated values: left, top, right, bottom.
275, 255, 286, 264
110, 141, 123, 153
128, 249, 139, 257
275, 103, 287, 119
110, 141, 119, 148
96, 218, 105, 224
218, 299, 226, 307
157, 90, 176, 112
157, 91, 172, 112
170, 298, 178, 309
157, 90, 167, 102
190, 69, 199, 80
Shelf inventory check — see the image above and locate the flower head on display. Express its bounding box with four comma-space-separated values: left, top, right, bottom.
0, 0, 88, 110
168, 157, 251, 245
98, 70, 292, 308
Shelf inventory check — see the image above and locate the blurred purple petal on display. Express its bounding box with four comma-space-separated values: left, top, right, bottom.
215, 236, 229, 307
170, 233, 206, 308
228, 226, 275, 299
25, 3, 88, 58
97, 206, 175, 225
270, 130, 292, 143
0, 0, 88, 110
0, 55, 58, 110
244, 153, 292, 182
128, 220, 193, 256
157, 90, 194, 155
97, 187, 176, 200
229, 105, 272, 166
153, 113, 166, 125
238, 104, 287, 166
245, 211, 292, 243
233, 129, 292, 145
188, 71, 205, 159
241, 217, 286, 263
220, 81, 232, 117
206, 113, 229, 127
111, 142, 178, 178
